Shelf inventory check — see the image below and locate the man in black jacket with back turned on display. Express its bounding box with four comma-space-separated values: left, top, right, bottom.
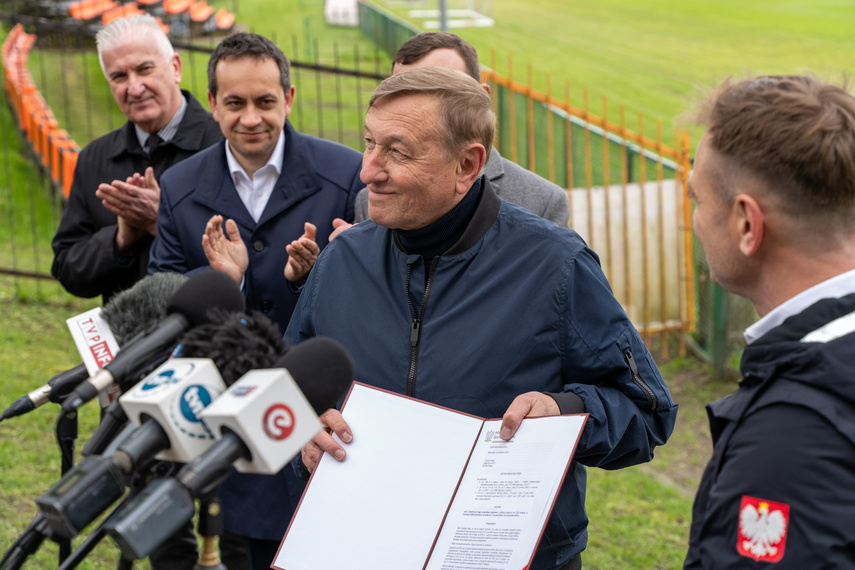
51, 14, 221, 303
685, 75, 855, 568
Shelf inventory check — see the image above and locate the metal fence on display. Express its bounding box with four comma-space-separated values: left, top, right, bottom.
358, 0, 419, 62
3, 6, 745, 364
481, 61, 694, 356
0, 14, 388, 297
356, 1, 696, 354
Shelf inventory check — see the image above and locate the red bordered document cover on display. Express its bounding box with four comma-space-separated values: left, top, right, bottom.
273, 382, 587, 570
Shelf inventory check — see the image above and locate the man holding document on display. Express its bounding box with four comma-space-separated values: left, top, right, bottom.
284, 67, 677, 570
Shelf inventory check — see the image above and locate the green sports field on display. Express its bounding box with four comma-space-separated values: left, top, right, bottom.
374, 0, 855, 145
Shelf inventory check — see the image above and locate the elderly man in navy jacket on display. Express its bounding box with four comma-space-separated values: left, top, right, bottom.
286, 67, 677, 570
149, 33, 362, 569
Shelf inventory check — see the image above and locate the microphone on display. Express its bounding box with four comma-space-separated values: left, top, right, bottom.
101, 272, 189, 346
104, 337, 354, 560
0, 365, 89, 423
34, 311, 287, 540
184, 337, 354, 489
62, 271, 245, 413
0, 273, 190, 423
36, 358, 227, 540
172, 308, 286, 386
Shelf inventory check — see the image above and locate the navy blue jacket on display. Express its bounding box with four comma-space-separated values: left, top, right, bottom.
286, 179, 677, 568
149, 120, 363, 333
150, 120, 363, 540
685, 293, 855, 569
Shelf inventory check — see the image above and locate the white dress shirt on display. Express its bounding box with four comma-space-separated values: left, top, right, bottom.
225, 130, 286, 222
744, 268, 855, 344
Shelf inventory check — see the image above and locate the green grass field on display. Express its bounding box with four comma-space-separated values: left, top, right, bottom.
5, 0, 839, 566
379, 0, 855, 146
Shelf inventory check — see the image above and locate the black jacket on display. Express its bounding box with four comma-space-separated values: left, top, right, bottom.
51, 91, 222, 302
685, 292, 855, 569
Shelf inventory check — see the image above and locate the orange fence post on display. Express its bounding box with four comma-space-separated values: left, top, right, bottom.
620, 105, 630, 314
486, 48, 498, 154
50, 129, 73, 182
681, 131, 695, 336
526, 64, 535, 174
507, 55, 517, 164
36, 111, 59, 166
656, 119, 668, 358
638, 112, 650, 346
602, 96, 612, 281
545, 72, 555, 184
583, 89, 593, 250
564, 80, 573, 194
61, 148, 80, 200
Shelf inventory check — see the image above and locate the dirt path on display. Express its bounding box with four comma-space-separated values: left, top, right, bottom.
641, 356, 739, 497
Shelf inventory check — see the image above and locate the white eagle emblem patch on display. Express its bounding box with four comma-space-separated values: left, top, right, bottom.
737, 495, 789, 562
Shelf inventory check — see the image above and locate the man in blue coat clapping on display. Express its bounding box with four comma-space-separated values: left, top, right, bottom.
148, 32, 363, 569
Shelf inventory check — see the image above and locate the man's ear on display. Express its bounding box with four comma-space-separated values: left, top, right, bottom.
734, 193, 764, 256
208, 91, 219, 122
455, 143, 487, 195
171, 53, 182, 84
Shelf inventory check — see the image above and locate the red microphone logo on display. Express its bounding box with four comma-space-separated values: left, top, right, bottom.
263, 403, 295, 440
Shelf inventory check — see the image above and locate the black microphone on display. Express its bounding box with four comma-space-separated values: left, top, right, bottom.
104, 337, 354, 560
35, 311, 287, 540
62, 271, 245, 413
101, 272, 189, 346
172, 308, 286, 386
0, 273, 191, 423
0, 365, 89, 423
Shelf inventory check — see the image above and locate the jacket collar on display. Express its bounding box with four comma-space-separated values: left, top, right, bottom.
709, 292, 855, 431
111, 90, 211, 160
447, 176, 501, 254
192, 120, 322, 232
391, 175, 502, 256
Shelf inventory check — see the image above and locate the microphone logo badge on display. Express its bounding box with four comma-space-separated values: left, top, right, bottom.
263, 404, 295, 441
179, 385, 214, 423
141, 362, 196, 391
230, 385, 257, 397
169, 384, 216, 440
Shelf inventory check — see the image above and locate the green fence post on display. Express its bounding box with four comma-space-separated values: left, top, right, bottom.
712, 282, 730, 380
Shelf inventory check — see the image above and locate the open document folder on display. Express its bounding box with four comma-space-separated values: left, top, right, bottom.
273, 382, 587, 570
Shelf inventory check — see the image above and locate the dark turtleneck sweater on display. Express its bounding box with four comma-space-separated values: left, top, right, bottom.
394, 177, 483, 260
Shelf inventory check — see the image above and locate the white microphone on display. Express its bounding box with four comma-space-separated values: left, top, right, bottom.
104, 337, 355, 560
118, 358, 227, 463
36, 358, 227, 539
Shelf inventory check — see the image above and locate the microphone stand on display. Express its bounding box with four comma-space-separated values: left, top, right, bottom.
195, 494, 227, 570
0, 514, 49, 570
55, 406, 79, 563
0, 398, 80, 569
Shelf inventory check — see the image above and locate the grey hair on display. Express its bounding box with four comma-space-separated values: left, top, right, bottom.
369, 66, 494, 163
96, 15, 174, 75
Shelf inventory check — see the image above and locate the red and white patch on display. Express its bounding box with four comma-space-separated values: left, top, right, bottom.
737, 495, 789, 563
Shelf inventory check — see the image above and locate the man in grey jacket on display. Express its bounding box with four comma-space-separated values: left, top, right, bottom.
352, 32, 569, 227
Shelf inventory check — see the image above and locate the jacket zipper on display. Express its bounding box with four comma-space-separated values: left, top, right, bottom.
405, 258, 439, 397
624, 349, 658, 413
